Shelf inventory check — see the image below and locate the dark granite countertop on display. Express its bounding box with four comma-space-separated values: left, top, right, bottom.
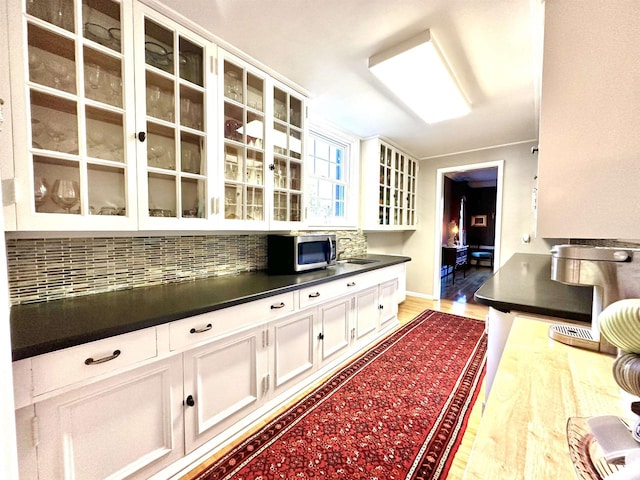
10, 254, 410, 361
474, 253, 593, 322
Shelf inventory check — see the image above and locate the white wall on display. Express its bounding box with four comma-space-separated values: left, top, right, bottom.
381, 141, 564, 297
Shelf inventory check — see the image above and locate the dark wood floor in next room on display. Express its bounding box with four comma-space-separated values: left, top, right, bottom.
441, 266, 492, 304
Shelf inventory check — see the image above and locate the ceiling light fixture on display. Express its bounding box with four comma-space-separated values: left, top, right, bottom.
368, 29, 470, 124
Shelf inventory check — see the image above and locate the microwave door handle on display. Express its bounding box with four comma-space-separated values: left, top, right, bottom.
327, 237, 333, 262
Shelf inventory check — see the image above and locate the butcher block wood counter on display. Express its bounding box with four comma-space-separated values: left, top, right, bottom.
464, 316, 624, 479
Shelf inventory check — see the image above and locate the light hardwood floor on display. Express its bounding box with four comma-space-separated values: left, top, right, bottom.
182, 296, 488, 479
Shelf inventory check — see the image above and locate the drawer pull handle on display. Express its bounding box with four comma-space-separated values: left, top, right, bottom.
309, 292, 321, 298
85, 349, 121, 365
347, 282, 356, 287
270, 302, 285, 309
190, 323, 213, 334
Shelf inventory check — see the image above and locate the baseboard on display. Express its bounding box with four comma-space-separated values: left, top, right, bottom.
405, 290, 435, 300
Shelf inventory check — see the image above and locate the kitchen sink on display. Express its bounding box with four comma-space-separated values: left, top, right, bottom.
342, 258, 379, 265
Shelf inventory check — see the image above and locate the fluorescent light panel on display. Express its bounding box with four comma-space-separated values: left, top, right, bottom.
369, 30, 470, 124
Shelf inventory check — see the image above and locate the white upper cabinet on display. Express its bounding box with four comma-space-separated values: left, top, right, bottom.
9, 0, 139, 231
360, 137, 418, 231
5, 1, 310, 233
536, 0, 640, 239
269, 80, 305, 230
133, 2, 216, 230
7, 0, 217, 232
218, 51, 268, 230
218, 50, 306, 231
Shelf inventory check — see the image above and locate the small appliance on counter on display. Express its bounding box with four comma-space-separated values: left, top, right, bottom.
550, 244, 640, 353
267, 234, 337, 274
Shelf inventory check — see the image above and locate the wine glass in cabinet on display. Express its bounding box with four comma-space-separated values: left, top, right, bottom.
134, 4, 214, 229
9, 0, 137, 230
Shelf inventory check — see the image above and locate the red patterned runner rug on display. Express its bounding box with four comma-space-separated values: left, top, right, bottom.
191, 309, 487, 480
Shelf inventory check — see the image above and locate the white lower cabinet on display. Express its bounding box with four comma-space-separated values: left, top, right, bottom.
353, 286, 379, 346
15, 265, 404, 479
379, 278, 399, 329
270, 309, 316, 397
318, 296, 352, 365
34, 356, 184, 480
183, 326, 267, 453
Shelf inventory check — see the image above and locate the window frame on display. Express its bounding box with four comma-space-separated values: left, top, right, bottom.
305, 120, 360, 229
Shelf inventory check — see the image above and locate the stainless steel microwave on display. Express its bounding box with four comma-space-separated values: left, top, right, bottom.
267, 234, 337, 274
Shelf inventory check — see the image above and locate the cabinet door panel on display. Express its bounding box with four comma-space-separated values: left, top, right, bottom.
36, 357, 183, 480
272, 311, 315, 395
318, 297, 351, 364
183, 328, 265, 452
379, 279, 399, 329
353, 286, 378, 343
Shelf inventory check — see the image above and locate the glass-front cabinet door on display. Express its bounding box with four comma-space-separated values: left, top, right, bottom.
361, 137, 417, 230
7, 0, 215, 231
271, 83, 304, 228
10, 0, 137, 230
378, 143, 392, 226
133, 3, 214, 229
219, 52, 267, 228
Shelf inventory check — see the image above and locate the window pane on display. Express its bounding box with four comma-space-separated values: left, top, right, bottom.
306, 131, 350, 223
315, 139, 330, 160
316, 159, 329, 178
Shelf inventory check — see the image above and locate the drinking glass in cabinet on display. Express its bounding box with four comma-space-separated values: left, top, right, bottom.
245, 112, 264, 148
31, 118, 44, 149
224, 68, 242, 101
290, 163, 301, 190
180, 178, 205, 218
27, 24, 76, 93
274, 192, 286, 221
290, 97, 302, 128
247, 73, 264, 111
274, 100, 286, 121
45, 54, 75, 93
181, 149, 199, 174
274, 159, 286, 189
247, 150, 264, 185
179, 37, 203, 86
224, 185, 241, 219
291, 194, 302, 221
51, 179, 80, 214
28, 0, 74, 32
247, 187, 263, 221
180, 97, 203, 130
34, 177, 48, 210
224, 146, 241, 181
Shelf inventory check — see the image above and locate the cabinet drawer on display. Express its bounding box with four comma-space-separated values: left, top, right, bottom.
299, 272, 377, 309
32, 328, 157, 396
169, 291, 294, 351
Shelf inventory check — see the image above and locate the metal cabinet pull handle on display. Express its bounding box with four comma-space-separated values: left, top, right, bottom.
347, 282, 356, 287
190, 323, 212, 334
85, 349, 121, 365
270, 302, 285, 309
308, 292, 321, 298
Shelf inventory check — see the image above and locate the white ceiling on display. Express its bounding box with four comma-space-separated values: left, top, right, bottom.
160, 0, 543, 159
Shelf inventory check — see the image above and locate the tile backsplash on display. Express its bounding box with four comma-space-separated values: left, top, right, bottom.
6, 231, 367, 305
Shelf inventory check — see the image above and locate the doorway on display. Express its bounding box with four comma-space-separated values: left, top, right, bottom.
433, 160, 504, 301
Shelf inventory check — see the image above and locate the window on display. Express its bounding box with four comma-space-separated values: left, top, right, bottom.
306, 128, 356, 226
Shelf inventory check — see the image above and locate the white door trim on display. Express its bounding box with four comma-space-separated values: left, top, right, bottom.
433, 160, 504, 299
